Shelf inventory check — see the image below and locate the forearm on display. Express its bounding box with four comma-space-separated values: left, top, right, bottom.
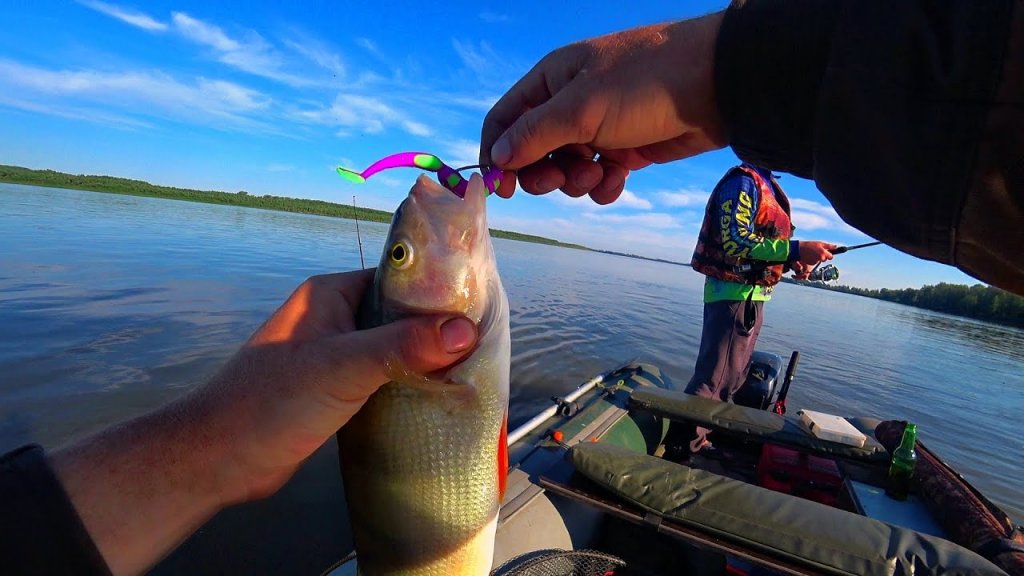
52, 391, 240, 576
715, 0, 1022, 292
748, 239, 795, 262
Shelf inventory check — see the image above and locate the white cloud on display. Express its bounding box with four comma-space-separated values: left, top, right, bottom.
489, 214, 697, 263
449, 94, 498, 111
171, 12, 311, 87
616, 189, 653, 210
450, 39, 523, 88
0, 94, 154, 129
402, 120, 432, 137
543, 188, 652, 211
443, 139, 483, 169
294, 93, 431, 137
283, 37, 345, 78
172, 12, 238, 51
79, 0, 167, 31
479, 11, 510, 23
789, 197, 868, 237
655, 187, 709, 208
581, 212, 681, 229
355, 38, 380, 55
452, 39, 492, 77
0, 58, 273, 131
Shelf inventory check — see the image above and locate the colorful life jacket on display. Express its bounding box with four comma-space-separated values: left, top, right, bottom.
691, 164, 794, 286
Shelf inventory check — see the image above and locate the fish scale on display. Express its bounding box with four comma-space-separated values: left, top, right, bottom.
337, 174, 510, 576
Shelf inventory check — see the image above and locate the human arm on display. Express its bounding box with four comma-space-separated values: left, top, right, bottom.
38, 269, 476, 576
479, 11, 726, 204
480, 1, 1023, 294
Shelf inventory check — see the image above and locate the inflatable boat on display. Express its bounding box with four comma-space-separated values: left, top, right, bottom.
328, 352, 1024, 576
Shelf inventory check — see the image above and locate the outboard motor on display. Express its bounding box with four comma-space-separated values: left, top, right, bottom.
732, 351, 783, 410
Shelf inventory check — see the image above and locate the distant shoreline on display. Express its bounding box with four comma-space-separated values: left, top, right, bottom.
3, 164, 1021, 330
0, 165, 589, 250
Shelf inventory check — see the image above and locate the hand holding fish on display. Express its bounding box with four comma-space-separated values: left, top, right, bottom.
50, 268, 477, 576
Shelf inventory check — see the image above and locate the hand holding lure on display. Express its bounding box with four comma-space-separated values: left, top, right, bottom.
337, 152, 503, 198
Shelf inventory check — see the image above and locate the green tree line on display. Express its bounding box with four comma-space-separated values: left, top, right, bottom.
0, 165, 587, 250
786, 279, 1024, 329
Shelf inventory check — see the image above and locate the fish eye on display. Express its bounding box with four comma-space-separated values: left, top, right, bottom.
389, 241, 413, 268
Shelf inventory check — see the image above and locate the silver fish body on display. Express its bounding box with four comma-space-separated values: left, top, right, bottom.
338, 174, 510, 576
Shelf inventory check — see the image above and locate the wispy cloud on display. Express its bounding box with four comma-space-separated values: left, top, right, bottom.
479, 11, 510, 23
790, 197, 867, 237
283, 36, 345, 78
448, 94, 498, 111
172, 12, 237, 50
0, 58, 274, 131
544, 188, 652, 211
79, 0, 167, 31
442, 139, 483, 169
355, 38, 381, 56
0, 94, 154, 130
616, 189, 653, 210
171, 12, 312, 87
452, 39, 494, 77
655, 187, 709, 208
293, 93, 431, 137
490, 214, 697, 262
582, 211, 682, 229
451, 39, 525, 88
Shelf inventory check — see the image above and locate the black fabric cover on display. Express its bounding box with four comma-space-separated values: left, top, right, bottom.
570, 442, 1006, 576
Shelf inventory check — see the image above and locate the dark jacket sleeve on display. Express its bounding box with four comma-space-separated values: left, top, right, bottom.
0, 445, 111, 575
715, 0, 1024, 295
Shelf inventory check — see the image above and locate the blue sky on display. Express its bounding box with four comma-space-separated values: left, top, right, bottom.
0, 1, 981, 289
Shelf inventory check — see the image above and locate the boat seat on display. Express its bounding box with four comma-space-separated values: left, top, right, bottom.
629, 387, 888, 463
567, 442, 1007, 576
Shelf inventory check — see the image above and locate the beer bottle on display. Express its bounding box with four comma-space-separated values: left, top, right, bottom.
885, 423, 918, 500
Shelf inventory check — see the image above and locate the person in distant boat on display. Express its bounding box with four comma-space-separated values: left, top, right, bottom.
672, 164, 836, 455
479, 2, 1023, 296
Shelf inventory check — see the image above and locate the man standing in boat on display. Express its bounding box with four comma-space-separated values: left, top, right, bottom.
672, 163, 837, 456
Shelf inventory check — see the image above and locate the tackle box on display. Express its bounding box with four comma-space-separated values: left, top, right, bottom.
756, 444, 844, 506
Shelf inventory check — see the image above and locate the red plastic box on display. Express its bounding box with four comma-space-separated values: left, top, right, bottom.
757, 444, 843, 506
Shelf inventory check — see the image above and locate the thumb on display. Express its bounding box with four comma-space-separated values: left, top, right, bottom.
490, 89, 592, 170
323, 315, 478, 395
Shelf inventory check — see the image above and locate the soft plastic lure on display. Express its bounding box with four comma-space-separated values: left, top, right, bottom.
337, 152, 502, 198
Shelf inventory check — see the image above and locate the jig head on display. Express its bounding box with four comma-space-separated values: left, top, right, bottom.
337, 152, 502, 198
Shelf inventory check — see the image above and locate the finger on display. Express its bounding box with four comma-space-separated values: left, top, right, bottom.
493, 170, 518, 199
248, 270, 376, 346
322, 315, 478, 399
552, 147, 602, 197
517, 159, 567, 195
304, 269, 377, 335
480, 47, 583, 168
489, 88, 598, 171
588, 160, 628, 205
312, 268, 376, 302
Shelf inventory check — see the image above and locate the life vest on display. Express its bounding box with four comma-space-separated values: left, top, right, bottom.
691, 164, 794, 286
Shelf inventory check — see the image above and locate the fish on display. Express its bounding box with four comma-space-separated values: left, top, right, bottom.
337, 173, 510, 576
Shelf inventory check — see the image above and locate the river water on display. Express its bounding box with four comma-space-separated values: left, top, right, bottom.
2, 184, 1021, 571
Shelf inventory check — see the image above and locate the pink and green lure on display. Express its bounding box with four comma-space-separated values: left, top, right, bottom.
337, 152, 502, 199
